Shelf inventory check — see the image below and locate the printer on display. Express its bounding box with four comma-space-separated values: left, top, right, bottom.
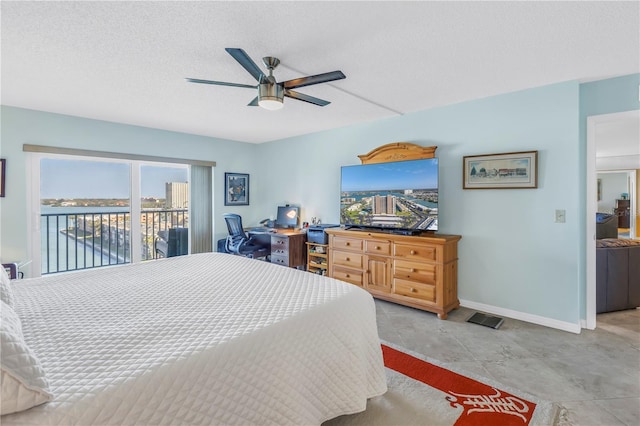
307, 224, 340, 244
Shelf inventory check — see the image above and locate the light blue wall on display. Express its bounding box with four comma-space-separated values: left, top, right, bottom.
255, 81, 582, 325
0, 106, 260, 263
580, 74, 640, 117
597, 172, 629, 214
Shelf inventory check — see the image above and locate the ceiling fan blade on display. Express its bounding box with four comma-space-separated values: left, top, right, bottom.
185, 78, 256, 89
225, 48, 266, 82
283, 71, 346, 90
285, 90, 330, 107
248, 96, 259, 106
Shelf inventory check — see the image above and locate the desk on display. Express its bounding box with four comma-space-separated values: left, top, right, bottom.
248, 229, 307, 269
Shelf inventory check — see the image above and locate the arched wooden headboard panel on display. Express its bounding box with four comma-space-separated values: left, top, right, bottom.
358, 142, 437, 164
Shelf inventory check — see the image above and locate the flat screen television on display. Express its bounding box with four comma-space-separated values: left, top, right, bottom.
275, 205, 300, 229
340, 158, 438, 233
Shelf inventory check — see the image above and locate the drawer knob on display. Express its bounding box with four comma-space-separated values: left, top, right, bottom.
376, 246, 380, 250
346, 242, 350, 246
346, 274, 350, 278
410, 287, 417, 293
410, 250, 416, 255
346, 257, 350, 261
411, 268, 416, 273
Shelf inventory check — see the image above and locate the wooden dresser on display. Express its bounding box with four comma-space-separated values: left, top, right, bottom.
325, 227, 461, 319
615, 199, 631, 228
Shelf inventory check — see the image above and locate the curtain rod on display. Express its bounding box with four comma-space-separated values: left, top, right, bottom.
23, 144, 216, 167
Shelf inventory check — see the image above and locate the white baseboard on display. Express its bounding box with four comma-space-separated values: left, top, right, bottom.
459, 299, 582, 334
580, 319, 591, 330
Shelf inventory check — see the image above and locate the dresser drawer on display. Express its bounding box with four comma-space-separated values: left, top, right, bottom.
272, 247, 289, 257
365, 240, 391, 256
394, 243, 436, 262
393, 278, 435, 303
332, 267, 364, 287
271, 236, 289, 256
332, 236, 363, 252
394, 260, 436, 284
271, 254, 289, 266
271, 236, 289, 250
332, 250, 363, 269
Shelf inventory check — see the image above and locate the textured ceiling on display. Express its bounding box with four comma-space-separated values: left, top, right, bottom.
2, 1, 639, 144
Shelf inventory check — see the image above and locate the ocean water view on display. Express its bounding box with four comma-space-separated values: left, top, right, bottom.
40, 205, 188, 274
41, 206, 131, 274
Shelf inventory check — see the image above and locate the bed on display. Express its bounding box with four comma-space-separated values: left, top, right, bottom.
1, 252, 387, 425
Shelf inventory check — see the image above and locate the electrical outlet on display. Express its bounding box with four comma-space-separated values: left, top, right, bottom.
555, 209, 566, 223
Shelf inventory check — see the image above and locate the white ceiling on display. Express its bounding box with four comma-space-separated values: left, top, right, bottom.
2, 1, 639, 144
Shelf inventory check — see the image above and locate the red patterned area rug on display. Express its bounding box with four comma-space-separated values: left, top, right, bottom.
325, 343, 557, 426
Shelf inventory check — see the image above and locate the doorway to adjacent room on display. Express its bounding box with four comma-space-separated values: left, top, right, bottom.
586, 109, 640, 330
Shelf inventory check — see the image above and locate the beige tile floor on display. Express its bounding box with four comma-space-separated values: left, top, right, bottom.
375, 300, 640, 426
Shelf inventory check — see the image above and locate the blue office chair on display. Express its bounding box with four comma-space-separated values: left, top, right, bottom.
223, 214, 270, 260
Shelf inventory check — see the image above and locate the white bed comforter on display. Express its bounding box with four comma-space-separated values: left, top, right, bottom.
3, 253, 387, 425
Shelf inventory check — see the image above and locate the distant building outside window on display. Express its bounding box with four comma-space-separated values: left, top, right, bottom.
166, 182, 189, 209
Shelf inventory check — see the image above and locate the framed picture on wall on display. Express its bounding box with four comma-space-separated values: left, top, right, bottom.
597, 178, 602, 201
0, 159, 5, 197
463, 151, 538, 189
224, 172, 249, 206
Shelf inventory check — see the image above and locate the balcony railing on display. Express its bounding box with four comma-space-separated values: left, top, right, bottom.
41, 209, 188, 275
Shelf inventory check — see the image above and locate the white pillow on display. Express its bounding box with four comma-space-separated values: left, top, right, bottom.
1, 300, 52, 415
0, 266, 14, 308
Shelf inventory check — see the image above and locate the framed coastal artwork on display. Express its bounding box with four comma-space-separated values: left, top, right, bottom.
224, 172, 249, 206
463, 151, 538, 189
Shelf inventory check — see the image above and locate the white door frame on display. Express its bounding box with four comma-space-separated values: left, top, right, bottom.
586, 110, 639, 329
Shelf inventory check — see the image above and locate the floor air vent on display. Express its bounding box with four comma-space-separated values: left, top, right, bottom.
466, 312, 504, 329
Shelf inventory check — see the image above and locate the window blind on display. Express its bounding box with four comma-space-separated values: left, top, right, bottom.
190, 165, 213, 253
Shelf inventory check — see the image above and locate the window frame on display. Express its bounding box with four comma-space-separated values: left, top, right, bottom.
27, 152, 192, 276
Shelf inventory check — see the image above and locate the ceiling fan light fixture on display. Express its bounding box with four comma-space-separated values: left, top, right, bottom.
258, 97, 284, 110
187, 48, 345, 108
258, 83, 284, 110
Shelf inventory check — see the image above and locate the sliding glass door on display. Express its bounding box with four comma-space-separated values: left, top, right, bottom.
35, 155, 189, 275
140, 164, 189, 260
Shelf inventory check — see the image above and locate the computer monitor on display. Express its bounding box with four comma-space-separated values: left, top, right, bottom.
275, 206, 299, 229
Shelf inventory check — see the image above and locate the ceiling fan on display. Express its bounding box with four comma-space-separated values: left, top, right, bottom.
186, 48, 346, 110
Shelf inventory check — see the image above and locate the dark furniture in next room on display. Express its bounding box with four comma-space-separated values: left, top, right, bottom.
596, 238, 640, 313
615, 199, 631, 228
596, 213, 618, 239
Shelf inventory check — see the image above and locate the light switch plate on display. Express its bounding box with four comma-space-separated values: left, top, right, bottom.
555, 209, 566, 223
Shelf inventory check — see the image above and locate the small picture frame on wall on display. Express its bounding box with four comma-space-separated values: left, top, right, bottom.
463, 151, 538, 189
224, 172, 249, 206
597, 178, 602, 201
0, 159, 6, 197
